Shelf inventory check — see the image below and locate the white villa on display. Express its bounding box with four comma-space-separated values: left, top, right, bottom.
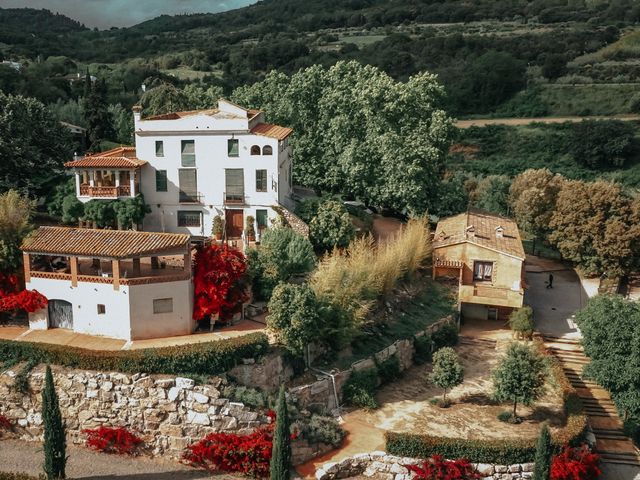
64, 99, 295, 239
22, 227, 194, 341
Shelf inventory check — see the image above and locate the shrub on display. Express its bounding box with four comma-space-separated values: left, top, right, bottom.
0, 332, 269, 376
432, 323, 459, 350
376, 356, 401, 386
12, 358, 37, 393
567, 120, 635, 169
299, 415, 346, 447
534, 425, 553, 480
550, 444, 601, 480
413, 334, 433, 365
407, 455, 481, 480
509, 306, 535, 340
222, 385, 269, 408
309, 200, 355, 252
343, 368, 378, 409
83, 426, 143, 455
0, 475, 45, 480
183, 422, 274, 478
430, 347, 464, 404
212, 215, 223, 237
497, 411, 514, 423
246, 216, 256, 239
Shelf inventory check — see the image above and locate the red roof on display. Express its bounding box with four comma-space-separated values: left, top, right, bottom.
251, 123, 293, 141
65, 147, 146, 169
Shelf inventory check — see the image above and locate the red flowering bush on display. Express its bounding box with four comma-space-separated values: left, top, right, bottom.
0, 271, 47, 313
183, 423, 274, 478
407, 456, 482, 480
83, 426, 144, 455
192, 244, 249, 322
0, 414, 12, 436
551, 444, 601, 480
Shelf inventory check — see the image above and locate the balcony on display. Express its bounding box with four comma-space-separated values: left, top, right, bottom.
459, 283, 524, 309
79, 185, 132, 198
179, 192, 204, 204
223, 191, 246, 205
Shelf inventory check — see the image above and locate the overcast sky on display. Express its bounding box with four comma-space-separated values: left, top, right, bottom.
0, 0, 257, 29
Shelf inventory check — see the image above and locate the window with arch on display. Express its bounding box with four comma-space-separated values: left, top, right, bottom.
250, 145, 261, 155
262, 145, 273, 155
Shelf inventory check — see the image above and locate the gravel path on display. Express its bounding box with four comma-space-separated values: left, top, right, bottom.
0, 439, 239, 479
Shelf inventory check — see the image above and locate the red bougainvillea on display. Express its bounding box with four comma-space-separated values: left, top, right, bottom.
83, 426, 144, 455
551, 444, 601, 480
407, 456, 482, 480
0, 414, 12, 435
192, 243, 249, 322
0, 272, 47, 313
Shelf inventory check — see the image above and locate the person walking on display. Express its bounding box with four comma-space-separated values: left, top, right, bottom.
546, 273, 554, 289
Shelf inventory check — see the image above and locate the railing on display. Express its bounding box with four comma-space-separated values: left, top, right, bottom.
121, 271, 192, 285
79, 185, 133, 198
223, 191, 246, 205
179, 192, 204, 204
117, 184, 131, 196
30, 270, 191, 286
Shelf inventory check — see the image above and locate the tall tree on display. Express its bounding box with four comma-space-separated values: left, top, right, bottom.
0, 190, 35, 272
232, 61, 454, 215
509, 169, 564, 237
270, 386, 291, 480
42, 365, 66, 480
309, 200, 355, 252
472, 175, 511, 216
0, 92, 72, 197
84, 78, 115, 152
533, 424, 552, 480
492, 343, 546, 420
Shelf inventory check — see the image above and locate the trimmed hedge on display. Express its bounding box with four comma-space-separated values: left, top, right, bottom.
0, 474, 44, 480
0, 332, 269, 376
385, 340, 587, 464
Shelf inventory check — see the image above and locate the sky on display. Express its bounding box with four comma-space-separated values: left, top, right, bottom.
0, 0, 257, 29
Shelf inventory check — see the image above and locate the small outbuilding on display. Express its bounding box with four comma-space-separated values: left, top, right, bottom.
22, 227, 194, 341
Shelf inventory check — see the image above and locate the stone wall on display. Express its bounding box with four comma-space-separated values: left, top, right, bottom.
229, 349, 294, 392
289, 316, 455, 411
0, 365, 268, 457
315, 452, 535, 480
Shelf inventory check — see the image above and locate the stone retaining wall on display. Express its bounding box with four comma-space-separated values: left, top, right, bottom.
290, 316, 455, 411
316, 452, 535, 480
0, 366, 268, 457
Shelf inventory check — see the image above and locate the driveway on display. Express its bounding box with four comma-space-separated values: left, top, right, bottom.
524, 257, 586, 339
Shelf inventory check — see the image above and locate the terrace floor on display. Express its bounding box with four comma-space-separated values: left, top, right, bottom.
0, 317, 267, 351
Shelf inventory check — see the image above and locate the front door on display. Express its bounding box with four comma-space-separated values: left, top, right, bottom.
225, 209, 244, 238
48, 300, 73, 329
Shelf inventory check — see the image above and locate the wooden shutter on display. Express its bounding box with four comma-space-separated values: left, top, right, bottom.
225, 169, 244, 202
179, 169, 197, 201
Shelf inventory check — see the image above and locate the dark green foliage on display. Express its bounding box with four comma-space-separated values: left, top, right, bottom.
309, 200, 355, 252
112, 195, 151, 229
623, 418, 640, 449
509, 306, 535, 340
533, 424, 552, 480
13, 358, 37, 394
61, 196, 84, 224
46, 178, 76, 218
294, 197, 323, 224
80, 197, 150, 229
0, 332, 269, 376
82, 200, 115, 228
471, 175, 511, 216
343, 368, 378, 409
413, 334, 433, 365
432, 322, 459, 350
271, 387, 291, 480
567, 120, 635, 169
430, 347, 464, 403
222, 385, 269, 408
42, 366, 66, 480
541, 54, 567, 80
376, 356, 400, 385
299, 415, 346, 447
497, 410, 514, 423
84, 78, 115, 152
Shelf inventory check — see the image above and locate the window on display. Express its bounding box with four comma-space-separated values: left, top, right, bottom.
178, 211, 201, 227
250, 145, 261, 155
155, 170, 167, 192
155, 140, 164, 157
97, 304, 106, 315
181, 140, 195, 167
255, 169, 267, 192
228, 139, 239, 157
473, 261, 493, 281
256, 209, 268, 231
262, 145, 273, 155
153, 298, 173, 314
225, 169, 244, 203
179, 169, 197, 202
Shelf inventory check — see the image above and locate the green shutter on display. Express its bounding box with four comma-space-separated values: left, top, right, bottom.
256, 169, 267, 192
155, 170, 167, 192
181, 140, 195, 167
228, 139, 239, 157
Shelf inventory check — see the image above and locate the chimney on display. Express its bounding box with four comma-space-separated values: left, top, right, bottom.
495, 226, 504, 238
132, 105, 142, 126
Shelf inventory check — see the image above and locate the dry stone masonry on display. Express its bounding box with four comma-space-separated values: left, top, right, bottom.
0, 366, 269, 457
315, 452, 535, 480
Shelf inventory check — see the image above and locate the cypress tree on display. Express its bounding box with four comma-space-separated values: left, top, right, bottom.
42, 365, 66, 479
270, 386, 291, 480
533, 424, 552, 480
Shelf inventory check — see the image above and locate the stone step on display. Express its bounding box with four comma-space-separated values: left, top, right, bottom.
594, 432, 630, 441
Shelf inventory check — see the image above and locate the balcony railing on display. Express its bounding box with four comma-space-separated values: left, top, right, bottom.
223, 191, 246, 205
179, 192, 204, 204
30, 270, 191, 286
79, 185, 133, 198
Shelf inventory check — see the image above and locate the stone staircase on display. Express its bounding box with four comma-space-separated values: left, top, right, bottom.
458, 335, 498, 350
543, 335, 640, 467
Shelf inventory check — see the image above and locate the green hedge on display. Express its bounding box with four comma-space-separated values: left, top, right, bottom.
0, 332, 269, 376
0, 474, 44, 480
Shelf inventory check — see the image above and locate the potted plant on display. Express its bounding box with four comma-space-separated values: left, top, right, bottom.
246, 215, 256, 242
212, 215, 224, 240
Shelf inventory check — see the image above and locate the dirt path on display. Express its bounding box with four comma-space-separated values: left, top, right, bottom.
0, 439, 239, 479
455, 114, 640, 129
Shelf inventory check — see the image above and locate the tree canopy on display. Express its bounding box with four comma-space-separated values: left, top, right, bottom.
232, 61, 454, 215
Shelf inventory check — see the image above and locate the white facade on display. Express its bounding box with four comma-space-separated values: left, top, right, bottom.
134, 99, 294, 237
27, 276, 193, 341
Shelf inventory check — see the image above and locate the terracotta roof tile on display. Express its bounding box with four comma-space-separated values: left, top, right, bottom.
22, 227, 190, 259
433, 208, 525, 259
250, 123, 293, 140
64, 146, 146, 169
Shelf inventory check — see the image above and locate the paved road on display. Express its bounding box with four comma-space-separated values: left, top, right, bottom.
455, 114, 640, 129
